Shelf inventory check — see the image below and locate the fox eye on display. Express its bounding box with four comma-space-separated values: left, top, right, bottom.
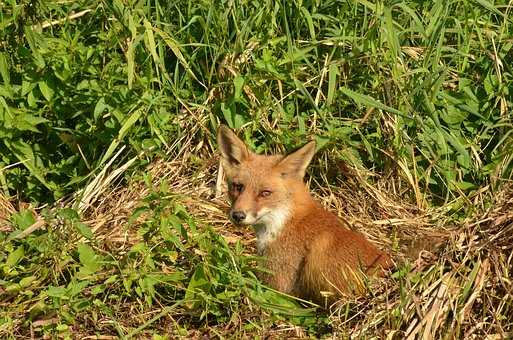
231, 182, 244, 192
259, 190, 272, 198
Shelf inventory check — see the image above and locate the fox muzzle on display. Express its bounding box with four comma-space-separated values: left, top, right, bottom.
230, 210, 247, 224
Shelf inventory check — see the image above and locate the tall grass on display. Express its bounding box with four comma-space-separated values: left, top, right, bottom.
1, 0, 511, 203
1, 0, 513, 337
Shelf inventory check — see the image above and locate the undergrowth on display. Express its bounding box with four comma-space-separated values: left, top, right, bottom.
1, 184, 320, 337
1, 0, 513, 338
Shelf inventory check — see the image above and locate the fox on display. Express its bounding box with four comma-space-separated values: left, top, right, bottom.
217, 125, 393, 304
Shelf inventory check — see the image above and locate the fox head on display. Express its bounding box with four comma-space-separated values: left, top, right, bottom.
217, 125, 316, 230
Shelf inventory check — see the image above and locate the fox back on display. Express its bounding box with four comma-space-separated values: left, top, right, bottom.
217, 126, 392, 303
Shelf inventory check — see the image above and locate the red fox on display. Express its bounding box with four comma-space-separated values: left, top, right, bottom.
217, 125, 393, 303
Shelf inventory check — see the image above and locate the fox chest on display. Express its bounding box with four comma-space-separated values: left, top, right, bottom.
258, 229, 307, 271
253, 220, 289, 253
254, 225, 279, 253
257, 232, 309, 295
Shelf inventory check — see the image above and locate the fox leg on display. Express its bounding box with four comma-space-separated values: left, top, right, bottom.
262, 257, 305, 297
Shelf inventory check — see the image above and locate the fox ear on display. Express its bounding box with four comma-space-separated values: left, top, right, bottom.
277, 141, 316, 178
217, 125, 251, 167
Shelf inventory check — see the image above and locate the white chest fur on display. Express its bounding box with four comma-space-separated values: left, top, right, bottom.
253, 206, 290, 253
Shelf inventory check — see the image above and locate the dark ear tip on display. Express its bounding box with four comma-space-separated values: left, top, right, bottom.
217, 124, 230, 140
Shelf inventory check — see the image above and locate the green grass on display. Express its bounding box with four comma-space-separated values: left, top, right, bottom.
1, 0, 513, 338
2, 0, 511, 203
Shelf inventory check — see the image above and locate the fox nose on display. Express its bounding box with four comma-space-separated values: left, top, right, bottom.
230, 210, 246, 224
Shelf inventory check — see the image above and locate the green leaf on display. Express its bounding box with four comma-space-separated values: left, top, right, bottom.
98, 107, 143, 167
453, 181, 476, 191
93, 98, 109, 121
46, 286, 68, 299
185, 265, 211, 302
248, 288, 315, 317
143, 19, 160, 71
38, 81, 54, 101
299, 7, 316, 41
4, 139, 57, 191
6, 246, 25, 267
21, 114, 49, 132
27, 90, 37, 107
233, 75, 244, 102
154, 27, 205, 88
75, 222, 94, 239
55, 324, 68, 332
24, 26, 45, 68
0, 85, 14, 99
221, 103, 233, 128
19, 275, 37, 288
460, 260, 481, 303
58, 208, 80, 221
441, 130, 470, 168
442, 106, 468, 125
126, 41, 135, 89
340, 87, 407, 117
11, 209, 35, 230
473, 0, 504, 17
314, 135, 330, 151
220, 103, 244, 129
0, 52, 10, 86
327, 64, 338, 106
77, 243, 102, 274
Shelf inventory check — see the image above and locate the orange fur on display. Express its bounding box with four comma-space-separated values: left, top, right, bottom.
217, 125, 393, 303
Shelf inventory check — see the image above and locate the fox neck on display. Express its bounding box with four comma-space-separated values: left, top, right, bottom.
253, 206, 291, 253
252, 187, 314, 253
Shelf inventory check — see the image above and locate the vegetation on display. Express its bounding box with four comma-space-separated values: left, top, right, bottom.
1, 0, 512, 337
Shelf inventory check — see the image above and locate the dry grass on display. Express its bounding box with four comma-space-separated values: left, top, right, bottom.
0, 194, 15, 232
1, 141, 512, 338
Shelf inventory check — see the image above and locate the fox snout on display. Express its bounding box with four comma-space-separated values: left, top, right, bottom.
230, 210, 246, 224
227, 183, 259, 226
229, 205, 258, 226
